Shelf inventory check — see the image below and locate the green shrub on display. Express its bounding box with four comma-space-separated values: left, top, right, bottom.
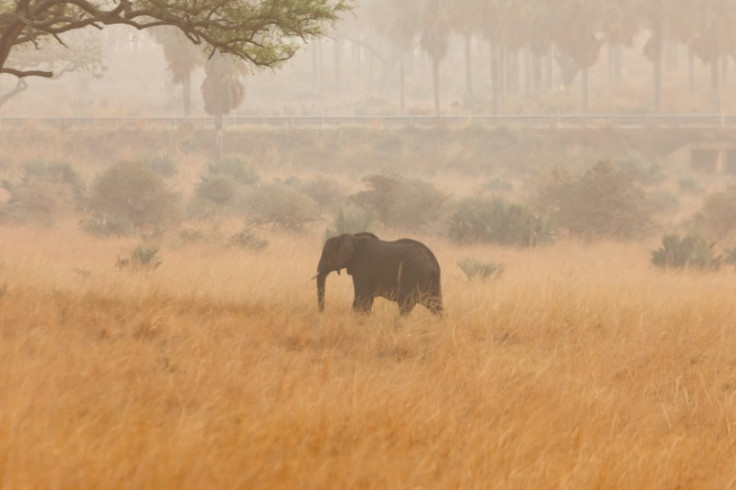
116, 245, 162, 270
142, 154, 178, 178
85, 162, 179, 235
0, 160, 85, 224
537, 160, 654, 240
457, 258, 505, 280
246, 183, 319, 232
447, 198, 553, 247
678, 176, 702, 195
208, 154, 259, 185
195, 174, 238, 206
350, 173, 446, 232
651, 233, 722, 270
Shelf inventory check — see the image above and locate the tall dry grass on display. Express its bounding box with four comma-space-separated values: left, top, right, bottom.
1, 225, 736, 489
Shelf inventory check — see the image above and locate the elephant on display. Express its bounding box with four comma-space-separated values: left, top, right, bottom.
316, 232, 443, 316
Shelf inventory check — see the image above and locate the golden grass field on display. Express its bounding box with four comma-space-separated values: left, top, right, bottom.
1, 224, 735, 489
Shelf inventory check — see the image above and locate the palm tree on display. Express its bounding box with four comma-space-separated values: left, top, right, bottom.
151, 27, 204, 116
419, 0, 451, 116
201, 53, 247, 158
549, 0, 603, 114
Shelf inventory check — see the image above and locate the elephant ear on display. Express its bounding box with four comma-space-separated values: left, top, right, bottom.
336, 234, 355, 269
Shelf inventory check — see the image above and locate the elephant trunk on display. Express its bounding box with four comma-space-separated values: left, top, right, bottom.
317, 272, 327, 312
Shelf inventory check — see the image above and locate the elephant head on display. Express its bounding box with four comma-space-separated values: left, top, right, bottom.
316, 234, 355, 312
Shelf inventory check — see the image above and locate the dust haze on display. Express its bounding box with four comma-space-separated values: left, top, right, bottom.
2, 1, 736, 488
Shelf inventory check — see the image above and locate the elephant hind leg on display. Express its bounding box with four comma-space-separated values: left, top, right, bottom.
398, 294, 417, 316
353, 295, 374, 314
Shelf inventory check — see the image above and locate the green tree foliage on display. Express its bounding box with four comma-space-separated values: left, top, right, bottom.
0, 0, 349, 79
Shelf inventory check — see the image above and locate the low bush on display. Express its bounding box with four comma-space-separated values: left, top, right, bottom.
651, 233, 722, 270
0, 160, 85, 224
246, 183, 319, 233
350, 173, 446, 232
537, 160, 654, 240
447, 198, 553, 247
85, 162, 179, 236
229, 227, 268, 251
195, 174, 238, 206
208, 154, 259, 185
116, 245, 162, 270
693, 187, 736, 240
142, 154, 178, 178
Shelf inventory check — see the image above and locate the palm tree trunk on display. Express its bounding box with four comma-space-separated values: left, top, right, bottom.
399, 54, 406, 113
432, 56, 440, 117
490, 43, 498, 114
183, 71, 191, 117
581, 66, 589, 114
711, 58, 720, 113
464, 33, 472, 95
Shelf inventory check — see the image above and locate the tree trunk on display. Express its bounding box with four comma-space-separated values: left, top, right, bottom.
333, 37, 341, 92
711, 57, 720, 113
399, 54, 406, 113
432, 56, 440, 117
654, 52, 662, 112
581, 66, 589, 114
464, 33, 472, 95
182, 70, 191, 116
491, 44, 500, 114
215, 114, 223, 161
689, 44, 695, 93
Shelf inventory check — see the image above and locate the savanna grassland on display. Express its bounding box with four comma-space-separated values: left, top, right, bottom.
2, 127, 736, 488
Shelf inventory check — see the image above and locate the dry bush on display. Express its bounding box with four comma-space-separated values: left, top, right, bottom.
0, 160, 85, 224
693, 186, 736, 240
350, 173, 446, 232
537, 160, 655, 240
246, 182, 320, 233
84, 161, 180, 236
1, 227, 735, 489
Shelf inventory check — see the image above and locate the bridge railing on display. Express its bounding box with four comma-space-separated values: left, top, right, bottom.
0, 114, 734, 130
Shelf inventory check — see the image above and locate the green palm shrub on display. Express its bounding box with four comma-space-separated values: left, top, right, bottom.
651, 233, 722, 270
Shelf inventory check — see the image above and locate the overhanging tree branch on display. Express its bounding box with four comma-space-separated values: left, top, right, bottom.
0, 0, 351, 79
